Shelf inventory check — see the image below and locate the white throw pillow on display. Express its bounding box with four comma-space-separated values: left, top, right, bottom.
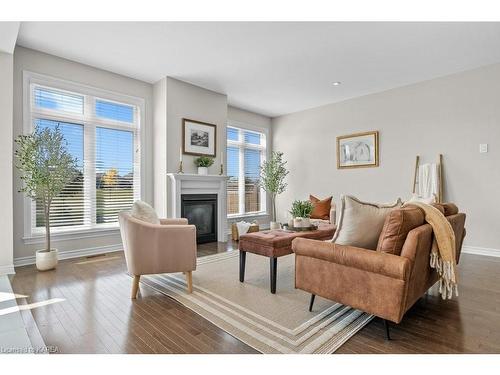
131, 200, 160, 224
332, 195, 402, 250
406, 193, 436, 205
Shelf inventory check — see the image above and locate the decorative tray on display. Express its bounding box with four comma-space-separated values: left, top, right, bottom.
282, 224, 318, 232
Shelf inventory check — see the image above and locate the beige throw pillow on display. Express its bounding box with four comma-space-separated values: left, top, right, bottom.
332, 195, 402, 249
131, 200, 160, 224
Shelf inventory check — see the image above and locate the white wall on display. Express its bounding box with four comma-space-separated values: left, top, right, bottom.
13, 47, 154, 262
153, 77, 228, 217
272, 63, 500, 253
228, 106, 272, 130
0, 51, 13, 274
153, 78, 168, 217
166, 77, 227, 175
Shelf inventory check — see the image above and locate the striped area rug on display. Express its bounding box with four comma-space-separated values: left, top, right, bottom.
140, 251, 373, 354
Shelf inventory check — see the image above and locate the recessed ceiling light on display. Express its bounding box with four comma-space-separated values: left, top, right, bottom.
332, 81, 341, 86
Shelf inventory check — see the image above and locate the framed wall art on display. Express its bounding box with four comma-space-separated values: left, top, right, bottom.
182, 118, 217, 157
336, 131, 379, 169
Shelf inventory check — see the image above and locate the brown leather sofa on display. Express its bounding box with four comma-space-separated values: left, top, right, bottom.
292, 203, 466, 339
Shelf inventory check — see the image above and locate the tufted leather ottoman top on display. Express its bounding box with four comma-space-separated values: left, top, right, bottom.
239, 225, 336, 258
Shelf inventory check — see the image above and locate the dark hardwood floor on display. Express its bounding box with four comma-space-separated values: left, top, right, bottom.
9, 242, 500, 354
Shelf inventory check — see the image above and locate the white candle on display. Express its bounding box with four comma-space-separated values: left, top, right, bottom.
221, 152, 223, 163
179, 147, 183, 162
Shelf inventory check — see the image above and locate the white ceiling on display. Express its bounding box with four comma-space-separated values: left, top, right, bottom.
16, 22, 500, 117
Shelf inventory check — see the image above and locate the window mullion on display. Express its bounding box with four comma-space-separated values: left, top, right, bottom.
259, 144, 266, 214
238, 130, 245, 215
84, 95, 96, 228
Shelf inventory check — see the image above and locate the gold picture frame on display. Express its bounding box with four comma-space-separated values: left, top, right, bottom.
336, 131, 379, 169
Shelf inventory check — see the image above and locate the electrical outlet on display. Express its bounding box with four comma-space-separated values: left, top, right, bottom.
479, 144, 488, 153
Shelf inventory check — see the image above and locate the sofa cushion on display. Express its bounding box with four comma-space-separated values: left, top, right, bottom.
309, 195, 332, 220
310, 218, 331, 226
332, 195, 402, 250
377, 206, 426, 255
432, 203, 459, 216
131, 200, 160, 224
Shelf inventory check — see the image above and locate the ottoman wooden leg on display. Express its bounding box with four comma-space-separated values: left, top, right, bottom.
309, 294, 316, 312
239, 250, 246, 282
270, 257, 277, 294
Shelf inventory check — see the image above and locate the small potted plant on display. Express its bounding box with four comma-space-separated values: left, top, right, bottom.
15, 126, 78, 271
194, 156, 214, 175
290, 200, 314, 228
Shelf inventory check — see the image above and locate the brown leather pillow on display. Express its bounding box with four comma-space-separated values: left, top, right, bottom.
376, 206, 425, 255
432, 203, 459, 216
430, 203, 445, 214
309, 195, 332, 220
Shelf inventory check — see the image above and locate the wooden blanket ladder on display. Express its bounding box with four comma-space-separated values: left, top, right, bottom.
412, 154, 444, 203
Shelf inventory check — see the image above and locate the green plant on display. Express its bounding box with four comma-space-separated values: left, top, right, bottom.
260, 151, 289, 222
194, 156, 215, 167
15, 126, 78, 253
289, 200, 314, 218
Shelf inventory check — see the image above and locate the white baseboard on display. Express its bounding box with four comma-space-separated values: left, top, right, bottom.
14, 244, 123, 267
0, 264, 15, 275
462, 245, 500, 258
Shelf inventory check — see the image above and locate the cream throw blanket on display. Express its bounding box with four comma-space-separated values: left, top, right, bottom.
403, 201, 458, 299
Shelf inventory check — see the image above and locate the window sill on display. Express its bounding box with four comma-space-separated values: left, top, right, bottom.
227, 212, 270, 220
23, 226, 121, 245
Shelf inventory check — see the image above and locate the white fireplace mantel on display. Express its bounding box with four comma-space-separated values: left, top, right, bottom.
167, 173, 229, 242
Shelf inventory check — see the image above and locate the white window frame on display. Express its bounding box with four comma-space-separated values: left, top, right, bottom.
22, 71, 145, 243
226, 120, 269, 218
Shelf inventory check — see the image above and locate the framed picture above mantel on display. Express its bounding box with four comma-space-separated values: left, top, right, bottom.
336, 131, 379, 169
182, 118, 217, 157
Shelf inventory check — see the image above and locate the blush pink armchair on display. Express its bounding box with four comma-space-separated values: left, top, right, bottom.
118, 212, 197, 298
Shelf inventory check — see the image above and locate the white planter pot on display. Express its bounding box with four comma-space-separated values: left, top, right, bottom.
36, 249, 58, 271
302, 218, 311, 228
293, 217, 303, 228
270, 221, 281, 230
197, 167, 208, 175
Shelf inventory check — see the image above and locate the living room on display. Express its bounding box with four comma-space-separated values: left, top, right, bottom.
1, 1, 500, 372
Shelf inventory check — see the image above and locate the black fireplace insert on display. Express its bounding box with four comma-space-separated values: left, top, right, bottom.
181, 194, 217, 244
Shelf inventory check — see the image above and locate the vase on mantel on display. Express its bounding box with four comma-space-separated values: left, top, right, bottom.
197, 167, 208, 175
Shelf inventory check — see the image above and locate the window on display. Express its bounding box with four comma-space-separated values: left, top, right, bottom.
25, 73, 142, 237
226, 125, 266, 216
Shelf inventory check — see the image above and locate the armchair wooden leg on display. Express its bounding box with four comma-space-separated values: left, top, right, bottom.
186, 271, 193, 293
131, 275, 140, 299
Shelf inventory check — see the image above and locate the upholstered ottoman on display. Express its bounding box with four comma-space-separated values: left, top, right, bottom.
238, 225, 335, 293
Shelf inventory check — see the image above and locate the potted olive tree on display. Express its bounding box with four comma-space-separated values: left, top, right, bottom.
260, 151, 289, 230
15, 126, 78, 271
194, 156, 214, 175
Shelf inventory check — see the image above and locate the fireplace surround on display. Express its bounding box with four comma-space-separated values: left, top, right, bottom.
167, 173, 228, 242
